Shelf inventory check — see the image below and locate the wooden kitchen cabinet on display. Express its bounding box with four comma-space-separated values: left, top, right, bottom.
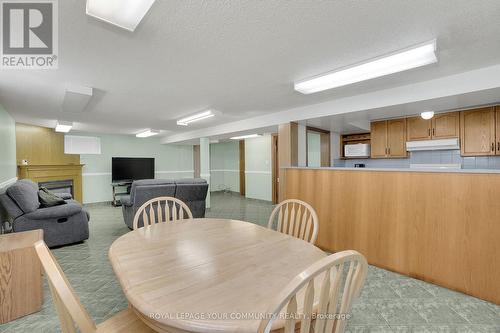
387, 119, 407, 157
370, 121, 388, 158
407, 116, 431, 141
370, 119, 407, 158
433, 112, 460, 139
460, 107, 496, 156
496, 106, 500, 155
407, 112, 459, 141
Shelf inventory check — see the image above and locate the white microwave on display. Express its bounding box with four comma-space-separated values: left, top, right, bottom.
344, 143, 370, 158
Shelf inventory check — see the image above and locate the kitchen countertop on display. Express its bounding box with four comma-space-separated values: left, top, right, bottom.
285, 166, 500, 174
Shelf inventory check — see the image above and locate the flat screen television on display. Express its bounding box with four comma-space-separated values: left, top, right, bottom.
112, 157, 155, 182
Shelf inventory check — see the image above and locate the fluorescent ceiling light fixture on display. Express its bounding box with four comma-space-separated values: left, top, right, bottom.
230, 134, 261, 140
86, 0, 156, 31
136, 129, 160, 138
294, 40, 437, 94
420, 111, 435, 120
55, 121, 73, 133
177, 110, 214, 126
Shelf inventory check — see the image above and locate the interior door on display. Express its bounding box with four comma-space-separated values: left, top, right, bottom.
460, 107, 496, 156
193, 145, 200, 178
432, 112, 459, 139
407, 116, 431, 141
387, 119, 407, 157
271, 134, 279, 204
370, 121, 388, 158
496, 107, 500, 155
239, 140, 245, 196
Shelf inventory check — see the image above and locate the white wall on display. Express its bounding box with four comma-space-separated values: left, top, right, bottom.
307, 132, 321, 167
210, 141, 239, 192
244, 135, 272, 201
0, 105, 16, 189
78, 132, 194, 204
331, 132, 341, 165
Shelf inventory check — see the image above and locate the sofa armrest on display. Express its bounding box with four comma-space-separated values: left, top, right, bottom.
121, 195, 132, 207
22, 203, 82, 220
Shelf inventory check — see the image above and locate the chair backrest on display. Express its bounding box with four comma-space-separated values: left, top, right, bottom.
132, 196, 194, 229
267, 199, 319, 244
258, 250, 367, 333
34, 240, 96, 333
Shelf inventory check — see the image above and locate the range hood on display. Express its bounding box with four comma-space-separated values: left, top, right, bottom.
406, 138, 460, 151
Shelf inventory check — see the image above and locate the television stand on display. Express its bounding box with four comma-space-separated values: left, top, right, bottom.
111, 181, 132, 207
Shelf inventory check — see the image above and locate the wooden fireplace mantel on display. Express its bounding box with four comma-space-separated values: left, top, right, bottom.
17, 164, 84, 203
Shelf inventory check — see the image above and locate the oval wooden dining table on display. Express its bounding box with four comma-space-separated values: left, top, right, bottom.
108, 218, 326, 333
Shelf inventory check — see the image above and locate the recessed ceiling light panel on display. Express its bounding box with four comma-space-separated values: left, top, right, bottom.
55, 121, 73, 133
177, 110, 215, 126
136, 129, 160, 138
295, 40, 438, 94
230, 134, 261, 140
86, 0, 156, 31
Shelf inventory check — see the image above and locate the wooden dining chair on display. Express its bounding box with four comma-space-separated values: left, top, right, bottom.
132, 196, 193, 230
258, 250, 367, 333
33, 240, 154, 333
267, 199, 319, 244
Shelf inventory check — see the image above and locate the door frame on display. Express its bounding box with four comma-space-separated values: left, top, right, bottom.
239, 140, 246, 196
306, 126, 331, 167
272, 133, 279, 204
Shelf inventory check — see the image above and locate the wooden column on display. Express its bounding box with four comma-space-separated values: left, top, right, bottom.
277, 123, 298, 202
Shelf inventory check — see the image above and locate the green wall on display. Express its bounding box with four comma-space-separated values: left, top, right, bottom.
0, 105, 16, 188
210, 141, 239, 192
244, 135, 272, 201
77, 132, 194, 203
307, 132, 321, 167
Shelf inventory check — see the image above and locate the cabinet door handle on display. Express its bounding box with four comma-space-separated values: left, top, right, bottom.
388, 147, 391, 155
428, 128, 431, 136
497, 142, 500, 151
432, 128, 435, 136
492, 142, 495, 152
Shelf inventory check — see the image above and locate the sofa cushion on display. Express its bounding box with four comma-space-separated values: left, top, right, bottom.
133, 179, 175, 186
6, 179, 40, 214
175, 178, 207, 185
38, 187, 66, 208
130, 179, 175, 203
0, 191, 24, 219
23, 201, 82, 220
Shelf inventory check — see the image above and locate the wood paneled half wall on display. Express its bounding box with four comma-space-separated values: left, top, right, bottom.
15, 124, 83, 202
16, 123, 80, 165
283, 167, 500, 304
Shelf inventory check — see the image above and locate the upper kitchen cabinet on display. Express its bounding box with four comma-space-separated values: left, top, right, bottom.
387, 119, 407, 157
496, 106, 500, 155
371, 119, 407, 158
460, 107, 496, 156
370, 121, 388, 158
407, 112, 459, 141
432, 112, 460, 139
407, 116, 431, 141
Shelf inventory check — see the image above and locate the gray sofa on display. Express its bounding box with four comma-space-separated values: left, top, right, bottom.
121, 178, 208, 229
0, 179, 90, 247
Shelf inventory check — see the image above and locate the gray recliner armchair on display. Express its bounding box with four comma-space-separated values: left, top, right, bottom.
0, 179, 90, 247
121, 178, 208, 229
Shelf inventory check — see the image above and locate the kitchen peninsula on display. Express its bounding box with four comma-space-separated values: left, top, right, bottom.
282, 166, 500, 304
